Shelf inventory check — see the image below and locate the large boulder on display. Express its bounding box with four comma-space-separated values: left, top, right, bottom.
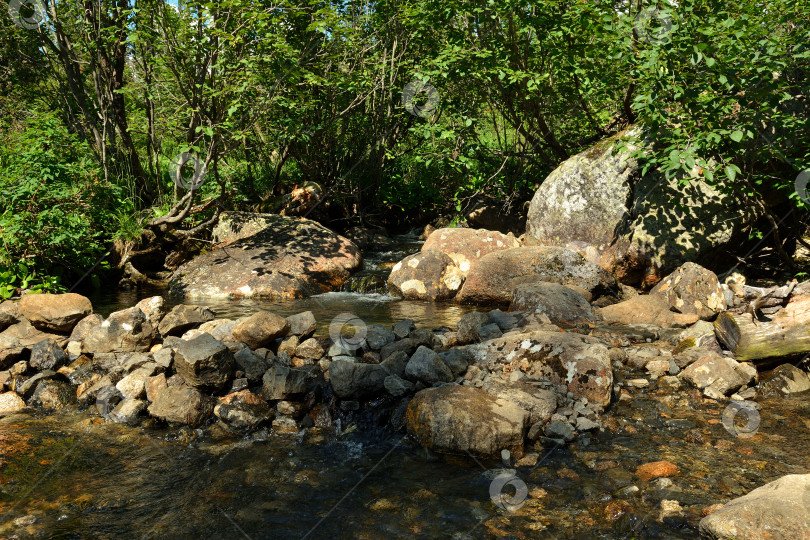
406, 385, 529, 458
650, 262, 726, 320
82, 307, 155, 354
525, 129, 756, 287
465, 330, 613, 408
698, 474, 810, 539
169, 214, 362, 299
173, 333, 235, 391
455, 246, 617, 305
388, 250, 464, 301
19, 293, 92, 332
510, 282, 598, 327
422, 228, 520, 275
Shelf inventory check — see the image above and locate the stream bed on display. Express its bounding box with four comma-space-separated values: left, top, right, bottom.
1, 236, 809, 538
0, 385, 808, 538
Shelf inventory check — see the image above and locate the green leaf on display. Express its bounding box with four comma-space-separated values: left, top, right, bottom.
730, 131, 744, 142
725, 165, 737, 182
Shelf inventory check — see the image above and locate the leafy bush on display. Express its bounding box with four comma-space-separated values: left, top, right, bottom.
0, 112, 118, 293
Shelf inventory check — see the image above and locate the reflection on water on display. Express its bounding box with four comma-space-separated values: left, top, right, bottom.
85, 233, 475, 331
87, 287, 477, 333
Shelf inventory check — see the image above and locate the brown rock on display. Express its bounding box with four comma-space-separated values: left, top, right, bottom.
406, 385, 529, 458
597, 294, 700, 328
650, 262, 725, 319
19, 293, 92, 332
0, 391, 25, 414
157, 304, 215, 337
455, 246, 617, 305
636, 460, 679, 482
422, 228, 520, 275
388, 249, 464, 301
510, 281, 598, 327
147, 385, 213, 426
699, 474, 810, 539
231, 311, 290, 349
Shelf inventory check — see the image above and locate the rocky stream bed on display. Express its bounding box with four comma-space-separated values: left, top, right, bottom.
1, 136, 810, 538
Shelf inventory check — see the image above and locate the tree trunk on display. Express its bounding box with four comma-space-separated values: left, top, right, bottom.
714, 295, 810, 363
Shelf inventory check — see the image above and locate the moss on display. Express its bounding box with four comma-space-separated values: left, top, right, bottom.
672, 337, 696, 354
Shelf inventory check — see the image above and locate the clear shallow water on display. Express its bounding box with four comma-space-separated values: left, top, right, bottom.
1, 387, 808, 538
86, 286, 476, 335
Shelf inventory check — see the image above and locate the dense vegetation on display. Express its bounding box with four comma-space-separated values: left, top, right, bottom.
0, 0, 807, 293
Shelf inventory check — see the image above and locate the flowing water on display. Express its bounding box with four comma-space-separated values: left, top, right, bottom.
2, 236, 809, 538
1, 389, 808, 538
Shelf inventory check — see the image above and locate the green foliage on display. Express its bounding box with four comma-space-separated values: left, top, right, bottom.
622, 0, 810, 202
1, 0, 807, 282
0, 112, 116, 294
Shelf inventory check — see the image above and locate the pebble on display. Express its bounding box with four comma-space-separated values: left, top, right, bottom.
659, 499, 684, 521
636, 460, 679, 482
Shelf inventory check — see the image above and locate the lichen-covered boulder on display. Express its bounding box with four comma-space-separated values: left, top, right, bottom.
525, 129, 757, 287
170, 214, 362, 299
510, 282, 598, 327
455, 246, 617, 305
422, 228, 520, 276
465, 330, 613, 408
526, 131, 635, 263
650, 262, 726, 319
406, 385, 529, 458
388, 250, 464, 301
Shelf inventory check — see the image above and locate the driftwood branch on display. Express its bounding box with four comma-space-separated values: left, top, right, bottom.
715, 294, 810, 363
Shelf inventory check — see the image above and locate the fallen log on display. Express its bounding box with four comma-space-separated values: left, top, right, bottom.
714, 294, 810, 363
